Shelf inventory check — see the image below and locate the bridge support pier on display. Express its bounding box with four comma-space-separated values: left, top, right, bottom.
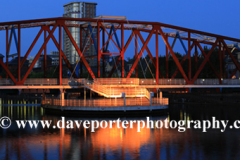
150, 92, 154, 106
150, 92, 154, 111
121, 93, 126, 112
59, 89, 65, 106
159, 91, 162, 104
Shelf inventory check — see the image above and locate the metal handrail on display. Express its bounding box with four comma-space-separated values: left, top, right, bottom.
0, 78, 239, 86
43, 97, 169, 107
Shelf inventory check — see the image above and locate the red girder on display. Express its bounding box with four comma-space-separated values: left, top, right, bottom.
21, 23, 58, 84
102, 27, 106, 78
134, 31, 138, 78
188, 32, 191, 80
171, 55, 188, 79
135, 30, 156, 67
135, 30, 164, 78
138, 28, 217, 45
1, 17, 240, 85
121, 23, 124, 78
20, 27, 44, 67
165, 35, 168, 78
97, 22, 101, 77
12, 27, 43, 77
100, 23, 121, 52
196, 42, 220, 79
0, 58, 17, 84
44, 29, 47, 78
127, 26, 155, 78
44, 26, 77, 78
155, 30, 159, 84
62, 22, 95, 79
6, 28, 9, 79
158, 26, 189, 83
18, 24, 21, 81
108, 31, 135, 78
170, 40, 195, 79
1, 17, 240, 43
191, 39, 220, 83
59, 24, 62, 85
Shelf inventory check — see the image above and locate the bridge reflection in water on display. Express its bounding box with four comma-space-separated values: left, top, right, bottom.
0, 104, 240, 159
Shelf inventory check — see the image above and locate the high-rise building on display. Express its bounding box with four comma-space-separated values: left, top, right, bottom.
63, 2, 97, 66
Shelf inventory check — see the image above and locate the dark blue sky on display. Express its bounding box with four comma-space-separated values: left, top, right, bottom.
0, 0, 239, 59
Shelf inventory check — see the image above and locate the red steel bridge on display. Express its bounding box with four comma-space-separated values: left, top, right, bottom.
0, 16, 240, 87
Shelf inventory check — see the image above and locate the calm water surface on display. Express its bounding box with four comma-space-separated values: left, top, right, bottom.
0, 103, 239, 160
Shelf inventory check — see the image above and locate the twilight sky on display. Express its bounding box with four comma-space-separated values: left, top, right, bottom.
0, 0, 239, 59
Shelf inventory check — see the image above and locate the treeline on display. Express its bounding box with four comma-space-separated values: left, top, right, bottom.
126, 46, 222, 79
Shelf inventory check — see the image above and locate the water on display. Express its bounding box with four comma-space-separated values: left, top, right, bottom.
0, 103, 239, 160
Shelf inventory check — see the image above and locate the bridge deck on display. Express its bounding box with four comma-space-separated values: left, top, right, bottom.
0, 85, 240, 90
0, 78, 240, 89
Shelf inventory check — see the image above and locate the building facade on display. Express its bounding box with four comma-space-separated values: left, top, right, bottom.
49, 51, 60, 66
226, 44, 240, 79
63, 2, 97, 66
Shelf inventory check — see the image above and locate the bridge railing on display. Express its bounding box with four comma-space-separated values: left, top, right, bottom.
139, 79, 187, 85
24, 78, 58, 85
95, 78, 139, 85
0, 79, 14, 85
0, 78, 240, 86
194, 79, 219, 85
94, 78, 187, 85
43, 97, 169, 107
194, 79, 240, 85
222, 79, 240, 85
0, 78, 87, 86
139, 79, 240, 85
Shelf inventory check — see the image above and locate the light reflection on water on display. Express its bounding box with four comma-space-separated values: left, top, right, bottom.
0, 104, 240, 160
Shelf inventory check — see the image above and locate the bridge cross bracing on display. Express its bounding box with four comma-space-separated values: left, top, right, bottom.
0, 16, 240, 86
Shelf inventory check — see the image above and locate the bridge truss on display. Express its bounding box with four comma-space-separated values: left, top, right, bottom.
0, 17, 240, 85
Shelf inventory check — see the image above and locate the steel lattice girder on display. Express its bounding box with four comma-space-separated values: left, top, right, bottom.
1, 17, 240, 85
